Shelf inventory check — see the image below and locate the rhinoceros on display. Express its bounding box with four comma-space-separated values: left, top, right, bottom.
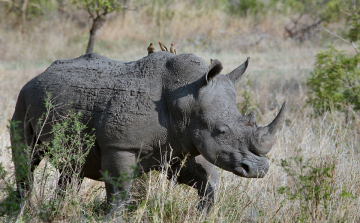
11, 52, 285, 207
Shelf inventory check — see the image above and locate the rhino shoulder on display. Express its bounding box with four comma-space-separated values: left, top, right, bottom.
165, 53, 208, 81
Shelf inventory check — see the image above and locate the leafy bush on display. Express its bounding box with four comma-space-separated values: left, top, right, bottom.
307, 46, 360, 115
1, 93, 96, 221
227, 0, 265, 17
307, 7, 360, 117
278, 156, 354, 222
0, 162, 20, 218
347, 6, 360, 42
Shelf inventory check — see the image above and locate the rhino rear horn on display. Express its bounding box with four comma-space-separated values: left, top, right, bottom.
227, 57, 250, 84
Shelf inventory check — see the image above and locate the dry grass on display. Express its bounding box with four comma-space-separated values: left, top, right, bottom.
0, 1, 359, 222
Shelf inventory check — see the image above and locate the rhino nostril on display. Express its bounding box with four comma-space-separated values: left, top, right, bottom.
241, 163, 250, 174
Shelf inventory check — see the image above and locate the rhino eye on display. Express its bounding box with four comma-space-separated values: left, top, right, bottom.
217, 125, 229, 134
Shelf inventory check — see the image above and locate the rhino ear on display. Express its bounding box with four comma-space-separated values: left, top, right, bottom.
205, 59, 223, 84
227, 57, 250, 84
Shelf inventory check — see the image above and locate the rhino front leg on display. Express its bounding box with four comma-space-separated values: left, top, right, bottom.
175, 155, 219, 210
101, 150, 137, 204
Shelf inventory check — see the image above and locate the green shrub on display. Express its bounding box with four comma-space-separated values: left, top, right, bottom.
0, 162, 20, 218
306, 7, 360, 117
307, 46, 360, 115
1, 93, 96, 221
43, 110, 94, 181
278, 156, 354, 222
38, 94, 95, 220
348, 6, 360, 42
228, 0, 265, 17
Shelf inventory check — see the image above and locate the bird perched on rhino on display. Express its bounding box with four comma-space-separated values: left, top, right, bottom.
170, 43, 176, 54
147, 43, 155, 55
158, 41, 168, 51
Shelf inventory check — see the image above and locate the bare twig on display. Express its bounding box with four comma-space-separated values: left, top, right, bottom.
290, 13, 304, 27
318, 26, 359, 54
351, 42, 359, 54
20, 0, 29, 33
87, 8, 94, 19
270, 205, 282, 221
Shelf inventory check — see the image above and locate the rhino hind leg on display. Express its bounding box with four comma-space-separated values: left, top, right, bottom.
55, 141, 103, 197
10, 106, 41, 198
171, 155, 219, 211
100, 150, 137, 204
56, 172, 84, 199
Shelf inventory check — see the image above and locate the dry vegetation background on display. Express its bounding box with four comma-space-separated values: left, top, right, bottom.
0, 0, 359, 222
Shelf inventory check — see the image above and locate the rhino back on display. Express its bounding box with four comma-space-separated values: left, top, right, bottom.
22, 52, 174, 149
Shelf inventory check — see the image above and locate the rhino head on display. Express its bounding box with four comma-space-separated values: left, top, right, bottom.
189, 58, 285, 178
165, 55, 285, 178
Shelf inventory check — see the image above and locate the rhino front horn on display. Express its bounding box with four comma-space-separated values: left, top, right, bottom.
251, 102, 286, 155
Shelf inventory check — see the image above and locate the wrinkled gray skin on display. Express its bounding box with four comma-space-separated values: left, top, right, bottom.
11, 52, 285, 208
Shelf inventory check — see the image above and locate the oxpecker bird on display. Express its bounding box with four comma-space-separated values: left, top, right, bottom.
147, 43, 155, 55
170, 43, 176, 54
158, 41, 168, 51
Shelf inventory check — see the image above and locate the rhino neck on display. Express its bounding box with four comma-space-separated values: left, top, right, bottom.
167, 111, 199, 155
164, 84, 202, 155
162, 53, 209, 155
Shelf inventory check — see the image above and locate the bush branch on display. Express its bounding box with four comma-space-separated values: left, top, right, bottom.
318, 26, 359, 54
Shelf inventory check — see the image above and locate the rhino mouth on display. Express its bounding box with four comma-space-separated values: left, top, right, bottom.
233, 166, 248, 177
233, 165, 267, 178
